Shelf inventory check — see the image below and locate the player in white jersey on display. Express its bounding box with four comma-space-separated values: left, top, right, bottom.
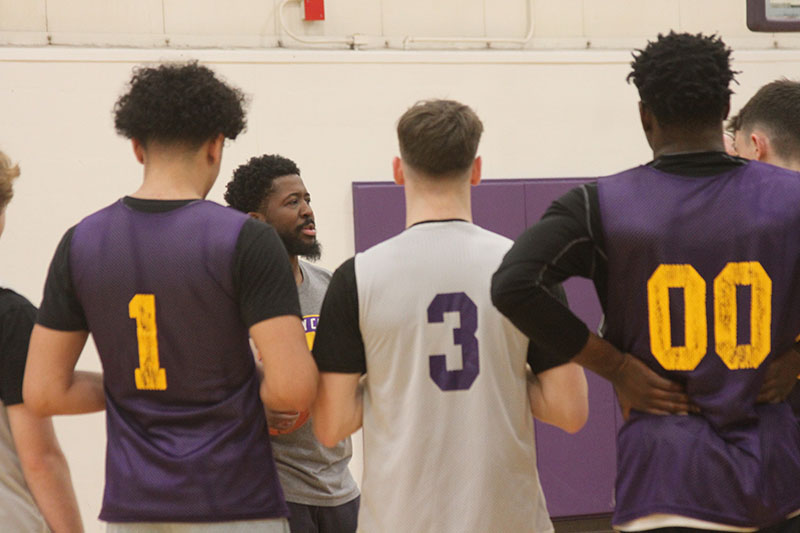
311, 99, 588, 533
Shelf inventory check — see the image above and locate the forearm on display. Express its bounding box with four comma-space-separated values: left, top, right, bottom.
22, 449, 83, 532
8, 406, 83, 532
573, 333, 691, 415
262, 358, 319, 413
570, 333, 627, 382
252, 316, 319, 413
312, 373, 363, 448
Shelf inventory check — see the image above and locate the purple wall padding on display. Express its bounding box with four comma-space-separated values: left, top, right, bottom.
352, 178, 617, 519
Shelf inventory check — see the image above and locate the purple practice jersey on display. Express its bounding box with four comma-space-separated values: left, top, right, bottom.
598, 161, 800, 528
69, 200, 288, 522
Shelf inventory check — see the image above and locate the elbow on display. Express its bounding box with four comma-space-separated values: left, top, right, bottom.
560, 407, 589, 434
261, 371, 318, 414
288, 381, 318, 413
558, 393, 590, 434
23, 381, 54, 418
311, 415, 342, 448
316, 430, 342, 449
290, 364, 319, 412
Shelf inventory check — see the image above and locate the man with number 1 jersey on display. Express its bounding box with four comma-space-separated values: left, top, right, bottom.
492, 33, 800, 531
23, 63, 318, 532
311, 99, 588, 533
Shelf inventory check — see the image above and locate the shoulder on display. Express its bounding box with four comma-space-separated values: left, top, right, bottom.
596, 165, 645, 186
299, 261, 333, 297
332, 257, 356, 280
468, 223, 513, 246
746, 160, 800, 179
194, 201, 252, 229
74, 199, 125, 228
0, 288, 36, 317
199, 200, 249, 218
299, 261, 332, 280
329, 257, 358, 294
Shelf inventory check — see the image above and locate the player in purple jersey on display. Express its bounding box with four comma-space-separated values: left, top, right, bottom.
492, 32, 800, 531
23, 62, 318, 532
728, 80, 800, 415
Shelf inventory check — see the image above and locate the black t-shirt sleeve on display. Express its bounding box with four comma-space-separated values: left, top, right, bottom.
0, 292, 37, 406
37, 226, 89, 331
525, 283, 576, 373
492, 184, 606, 366
312, 257, 366, 374
234, 218, 302, 328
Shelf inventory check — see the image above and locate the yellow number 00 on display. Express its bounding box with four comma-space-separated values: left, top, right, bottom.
647, 262, 771, 371
129, 294, 168, 390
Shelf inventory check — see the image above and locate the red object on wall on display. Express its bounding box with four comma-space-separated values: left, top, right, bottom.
304, 0, 325, 21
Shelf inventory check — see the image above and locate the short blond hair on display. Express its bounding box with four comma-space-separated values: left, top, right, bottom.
0, 150, 20, 211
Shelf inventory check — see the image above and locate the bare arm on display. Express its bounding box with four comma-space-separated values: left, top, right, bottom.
251, 315, 318, 413
573, 332, 691, 415
7, 404, 82, 532
311, 372, 363, 448
527, 363, 588, 433
23, 325, 104, 416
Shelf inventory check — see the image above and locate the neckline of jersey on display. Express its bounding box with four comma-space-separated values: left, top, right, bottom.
409, 218, 470, 228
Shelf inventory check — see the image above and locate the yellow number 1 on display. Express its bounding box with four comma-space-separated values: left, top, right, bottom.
129, 294, 167, 390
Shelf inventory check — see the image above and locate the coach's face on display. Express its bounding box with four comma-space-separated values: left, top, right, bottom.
263, 174, 321, 260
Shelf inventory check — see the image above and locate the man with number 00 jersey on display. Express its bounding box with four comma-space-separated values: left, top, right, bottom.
492, 32, 800, 532
311, 99, 588, 533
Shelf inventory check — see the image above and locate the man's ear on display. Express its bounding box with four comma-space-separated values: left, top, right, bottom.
639, 101, 653, 135
751, 131, 770, 162
392, 157, 405, 186
207, 134, 225, 165
132, 139, 146, 164
248, 211, 267, 222
470, 156, 482, 186
638, 101, 657, 149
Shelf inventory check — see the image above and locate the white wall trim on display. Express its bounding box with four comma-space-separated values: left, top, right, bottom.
1, 45, 800, 66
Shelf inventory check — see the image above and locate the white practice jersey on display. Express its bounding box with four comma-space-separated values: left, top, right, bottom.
353, 221, 552, 533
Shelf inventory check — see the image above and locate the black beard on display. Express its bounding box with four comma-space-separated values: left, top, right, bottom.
280, 231, 322, 262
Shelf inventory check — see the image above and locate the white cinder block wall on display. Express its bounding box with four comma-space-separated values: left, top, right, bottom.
0, 1, 797, 531
2, 0, 800, 49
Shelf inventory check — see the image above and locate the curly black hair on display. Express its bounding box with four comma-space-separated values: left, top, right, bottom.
114, 61, 247, 146
225, 154, 301, 213
628, 32, 736, 128
728, 79, 800, 161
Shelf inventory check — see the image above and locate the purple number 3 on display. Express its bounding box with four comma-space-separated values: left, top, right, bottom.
427, 292, 480, 391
